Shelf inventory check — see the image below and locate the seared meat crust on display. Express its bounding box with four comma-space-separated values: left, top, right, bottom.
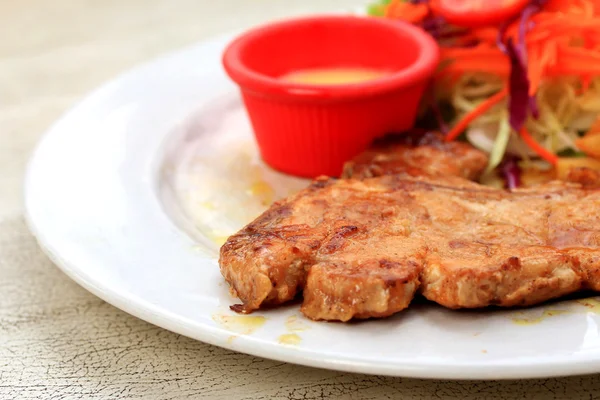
342, 131, 488, 180
220, 174, 600, 321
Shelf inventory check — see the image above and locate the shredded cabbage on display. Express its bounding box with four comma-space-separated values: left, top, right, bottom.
440, 74, 600, 158
486, 116, 511, 173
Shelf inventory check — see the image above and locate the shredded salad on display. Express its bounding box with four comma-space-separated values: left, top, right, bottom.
369, 0, 600, 188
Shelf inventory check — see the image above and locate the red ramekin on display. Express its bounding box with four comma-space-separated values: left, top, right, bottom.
222, 15, 440, 178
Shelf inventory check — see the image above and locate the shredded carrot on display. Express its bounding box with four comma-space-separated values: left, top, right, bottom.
527, 45, 543, 97
520, 127, 559, 164
436, 4, 600, 87
379, 0, 600, 88
441, 45, 506, 60
439, 46, 511, 78
469, 27, 499, 43
445, 88, 509, 142
384, 1, 428, 24
378, 0, 600, 163
547, 63, 600, 76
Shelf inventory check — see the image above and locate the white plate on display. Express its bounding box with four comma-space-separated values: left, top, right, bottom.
25, 33, 600, 380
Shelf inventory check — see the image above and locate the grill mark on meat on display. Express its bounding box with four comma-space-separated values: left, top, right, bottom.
308, 240, 321, 250
321, 226, 359, 254
245, 204, 293, 231
379, 259, 399, 270
253, 244, 270, 252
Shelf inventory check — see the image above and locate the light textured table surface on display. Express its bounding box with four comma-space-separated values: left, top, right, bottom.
2, 1, 600, 398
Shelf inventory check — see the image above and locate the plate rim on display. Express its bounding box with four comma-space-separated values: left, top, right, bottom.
24, 33, 600, 381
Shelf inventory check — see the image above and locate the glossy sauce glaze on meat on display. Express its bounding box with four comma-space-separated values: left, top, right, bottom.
219, 133, 600, 321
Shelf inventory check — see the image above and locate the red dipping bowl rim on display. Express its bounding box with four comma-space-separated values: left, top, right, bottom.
222, 15, 440, 101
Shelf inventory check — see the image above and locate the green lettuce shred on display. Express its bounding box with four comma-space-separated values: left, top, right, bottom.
485, 116, 511, 173
367, 0, 392, 16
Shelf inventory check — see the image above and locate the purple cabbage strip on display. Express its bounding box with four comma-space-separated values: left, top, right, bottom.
421, 15, 445, 37
506, 38, 531, 131
501, 157, 522, 190
406, 0, 452, 41
421, 15, 478, 47
518, 3, 543, 118
518, 4, 540, 47
497, 0, 546, 131
421, 14, 449, 40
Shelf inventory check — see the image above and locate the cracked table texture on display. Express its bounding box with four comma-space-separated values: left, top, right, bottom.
2, 0, 600, 398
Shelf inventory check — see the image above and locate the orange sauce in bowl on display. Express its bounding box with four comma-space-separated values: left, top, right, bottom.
281, 67, 390, 85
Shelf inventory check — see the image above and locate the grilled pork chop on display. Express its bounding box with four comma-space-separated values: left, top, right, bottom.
219, 133, 600, 321
342, 131, 488, 180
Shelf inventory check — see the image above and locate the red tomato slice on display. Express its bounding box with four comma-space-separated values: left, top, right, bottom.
430, 0, 530, 27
